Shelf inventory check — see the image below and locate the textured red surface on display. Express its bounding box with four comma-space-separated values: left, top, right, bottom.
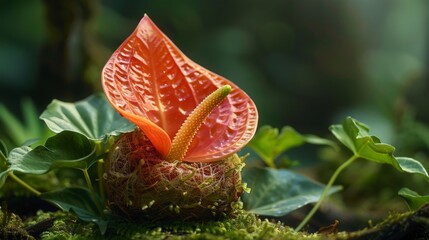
102, 15, 258, 162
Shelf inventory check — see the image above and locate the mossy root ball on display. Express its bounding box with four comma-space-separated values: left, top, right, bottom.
104, 129, 246, 221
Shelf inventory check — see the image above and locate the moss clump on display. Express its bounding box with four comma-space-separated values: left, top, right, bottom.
17, 204, 429, 239
25, 211, 95, 240
103, 207, 324, 240
336, 204, 429, 239
29, 208, 323, 240
105, 129, 246, 221
0, 208, 34, 240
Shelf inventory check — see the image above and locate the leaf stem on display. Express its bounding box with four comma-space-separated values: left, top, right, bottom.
295, 155, 359, 232
82, 169, 103, 215
97, 159, 105, 204
8, 172, 41, 196
266, 159, 276, 169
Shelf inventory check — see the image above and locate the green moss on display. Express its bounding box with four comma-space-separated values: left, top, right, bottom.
335, 206, 429, 239
24, 206, 429, 239
0, 209, 34, 240
24, 209, 326, 240
26, 211, 95, 240
333, 212, 411, 239
103, 209, 323, 240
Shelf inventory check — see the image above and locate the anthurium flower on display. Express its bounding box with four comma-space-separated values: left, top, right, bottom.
102, 14, 257, 221
102, 14, 258, 162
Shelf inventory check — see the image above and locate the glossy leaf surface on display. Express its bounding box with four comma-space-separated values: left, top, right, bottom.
396, 157, 429, 178
40, 94, 135, 141
102, 15, 258, 161
242, 167, 341, 216
6, 131, 96, 174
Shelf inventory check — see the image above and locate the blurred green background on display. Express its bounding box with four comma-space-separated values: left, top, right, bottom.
1, 0, 428, 134
1, 0, 429, 229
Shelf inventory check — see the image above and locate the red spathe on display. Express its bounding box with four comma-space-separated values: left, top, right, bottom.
102, 14, 258, 162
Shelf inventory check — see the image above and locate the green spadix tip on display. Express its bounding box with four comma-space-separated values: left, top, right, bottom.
166, 85, 232, 161
221, 85, 232, 93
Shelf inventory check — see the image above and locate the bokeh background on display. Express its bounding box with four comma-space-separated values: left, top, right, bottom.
2, 0, 428, 134
1, 0, 429, 230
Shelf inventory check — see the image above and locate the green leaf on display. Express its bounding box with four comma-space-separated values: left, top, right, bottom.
40, 94, 135, 141
0, 103, 29, 145
41, 187, 107, 233
330, 117, 398, 167
304, 134, 338, 149
0, 99, 50, 147
330, 117, 429, 178
329, 117, 370, 153
241, 167, 341, 216
7, 131, 96, 174
22, 98, 42, 137
249, 126, 304, 165
249, 125, 336, 168
398, 188, 429, 211
396, 157, 429, 178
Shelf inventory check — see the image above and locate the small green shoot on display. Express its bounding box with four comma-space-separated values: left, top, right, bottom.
295, 116, 429, 231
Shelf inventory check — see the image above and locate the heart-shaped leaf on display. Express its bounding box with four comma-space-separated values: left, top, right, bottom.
41, 187, 107, 233
241, 167, 341, 216
102, 15, 258, 161
7, 131, 96, 174
249, 125, 336, 167
40, 94, 135, 141
398, 188, 429, 211
330, 117, 429, 178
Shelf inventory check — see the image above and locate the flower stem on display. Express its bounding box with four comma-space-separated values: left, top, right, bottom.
8, 172, 41, 196
266, 158, 277, 169
295, 155, 359, 232
97, 159, 106, 204
82, 169, 103, 214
